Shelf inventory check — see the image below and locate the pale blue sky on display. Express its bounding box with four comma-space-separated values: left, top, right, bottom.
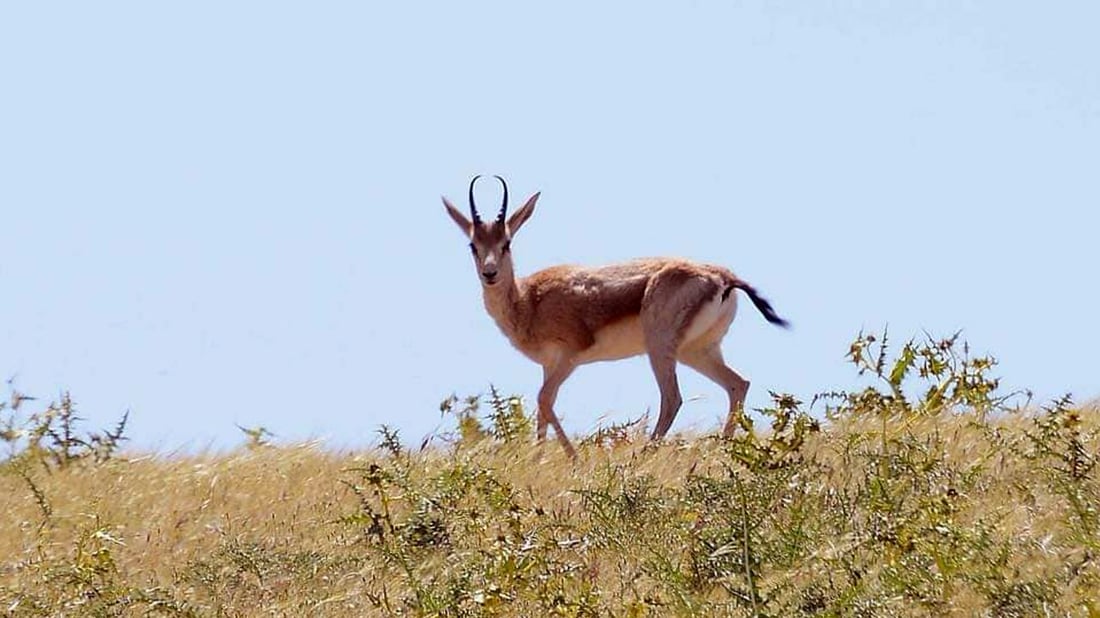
1, 2, 1096, 450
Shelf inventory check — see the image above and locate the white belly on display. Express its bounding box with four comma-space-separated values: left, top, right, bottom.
573, 291, 738, 364
576, 316, 647, 363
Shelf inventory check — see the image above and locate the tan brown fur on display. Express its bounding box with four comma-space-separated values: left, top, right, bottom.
444, 178, 786, 457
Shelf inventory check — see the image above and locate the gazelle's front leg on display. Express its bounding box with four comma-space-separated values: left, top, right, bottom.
537, 359, 577, 457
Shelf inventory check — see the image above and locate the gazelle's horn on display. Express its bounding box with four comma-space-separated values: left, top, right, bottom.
493, 175, 509, 224
468, 175, 483, 226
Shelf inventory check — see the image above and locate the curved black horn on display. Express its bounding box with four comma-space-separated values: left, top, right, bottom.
494, 175, 509, 224
467, 175, 483, 226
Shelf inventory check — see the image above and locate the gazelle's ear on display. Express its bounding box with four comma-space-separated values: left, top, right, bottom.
442, 197, 473, 237
507, 192, 539, 236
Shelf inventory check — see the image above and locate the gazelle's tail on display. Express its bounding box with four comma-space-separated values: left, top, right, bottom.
724, 280, 790, 328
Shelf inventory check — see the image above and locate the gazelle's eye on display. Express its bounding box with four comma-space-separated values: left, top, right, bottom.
502, 241, 511, 253
469, 243, 479, 257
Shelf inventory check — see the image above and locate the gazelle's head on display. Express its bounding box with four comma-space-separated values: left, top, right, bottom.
443, 175, 538, 288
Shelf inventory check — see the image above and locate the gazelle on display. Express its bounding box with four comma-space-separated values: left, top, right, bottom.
443, 176, 789, 457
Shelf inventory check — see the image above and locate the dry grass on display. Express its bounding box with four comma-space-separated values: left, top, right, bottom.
2, 333, 1098, 617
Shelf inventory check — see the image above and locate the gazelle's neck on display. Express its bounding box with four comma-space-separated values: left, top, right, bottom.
482, 276, 524, 340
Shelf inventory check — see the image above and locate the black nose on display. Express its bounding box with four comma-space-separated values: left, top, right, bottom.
482, 270, 498, 282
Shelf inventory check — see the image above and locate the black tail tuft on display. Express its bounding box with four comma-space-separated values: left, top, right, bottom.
728, 281, 790, 329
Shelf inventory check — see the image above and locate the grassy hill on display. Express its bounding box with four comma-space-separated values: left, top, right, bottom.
2, 332, 1098, 617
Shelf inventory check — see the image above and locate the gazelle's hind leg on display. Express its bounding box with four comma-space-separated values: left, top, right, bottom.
679, 344, 751, 436
647, 343, 682, 440
641, 268, 721, 440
